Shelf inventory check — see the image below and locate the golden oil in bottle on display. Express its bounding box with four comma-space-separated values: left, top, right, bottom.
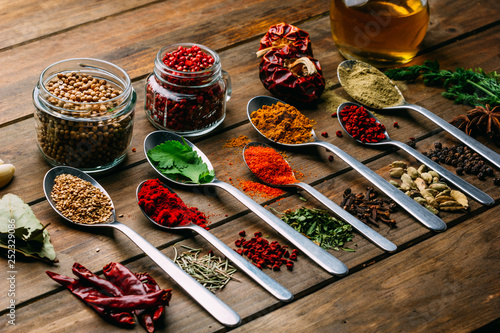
330, 0, 430, 66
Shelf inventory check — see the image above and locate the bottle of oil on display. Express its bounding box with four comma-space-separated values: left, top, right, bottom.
330, 0, 429, 66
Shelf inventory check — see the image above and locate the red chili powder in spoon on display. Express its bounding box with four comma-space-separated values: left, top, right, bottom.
138, 179, 208, 229
244, 146, 297, 185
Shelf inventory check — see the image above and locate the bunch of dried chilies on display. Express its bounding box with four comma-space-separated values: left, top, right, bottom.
257, 23, 325, 103
173, 245, 237, 292
47, 262, 172, 333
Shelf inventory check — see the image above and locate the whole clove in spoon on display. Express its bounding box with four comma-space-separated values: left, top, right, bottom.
337, 59, 500, 169
242, 141, 397, 252
337, 101, 494, 206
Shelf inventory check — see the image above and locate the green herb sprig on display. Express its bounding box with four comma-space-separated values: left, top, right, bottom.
279, 207, 355, 252
385, 60, 500, 107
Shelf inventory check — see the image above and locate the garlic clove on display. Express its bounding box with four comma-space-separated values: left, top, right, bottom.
0, 159, 4, 165
0, 163, 15, 188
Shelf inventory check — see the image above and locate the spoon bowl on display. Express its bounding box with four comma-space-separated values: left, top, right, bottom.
144, 130, 349, 276
243, 142, 397, 252
136, 179, 293, 302
247, 95, 447, 232
144, 130, 216, 187
337, 102, 494, 205
337, 60, 500, 169
43, 166, 241, 327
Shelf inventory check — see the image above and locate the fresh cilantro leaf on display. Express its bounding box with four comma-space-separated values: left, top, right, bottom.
147, 139, 215, 184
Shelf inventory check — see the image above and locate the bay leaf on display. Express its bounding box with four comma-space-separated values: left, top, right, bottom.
0, 194, 56, 262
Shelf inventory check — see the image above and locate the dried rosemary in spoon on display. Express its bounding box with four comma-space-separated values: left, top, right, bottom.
173, 245, 239, 292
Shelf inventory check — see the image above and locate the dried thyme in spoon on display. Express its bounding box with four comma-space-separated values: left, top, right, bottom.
173, 245, 239, 292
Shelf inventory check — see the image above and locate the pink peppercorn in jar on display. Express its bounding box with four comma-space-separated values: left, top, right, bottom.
145, 43, 232, 136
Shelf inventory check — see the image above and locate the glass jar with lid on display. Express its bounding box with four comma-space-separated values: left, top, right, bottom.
33, 58, 136, 173
144, 43, 231, 136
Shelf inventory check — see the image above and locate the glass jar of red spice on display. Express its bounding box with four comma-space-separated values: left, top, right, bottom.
145, 43, 232, 136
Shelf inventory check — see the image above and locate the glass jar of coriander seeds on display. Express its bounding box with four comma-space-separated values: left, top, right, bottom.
144, 43, 231, 136
33, 58, 136, 173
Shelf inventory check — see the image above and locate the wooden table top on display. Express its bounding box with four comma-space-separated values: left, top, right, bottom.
1, 0, 499, 332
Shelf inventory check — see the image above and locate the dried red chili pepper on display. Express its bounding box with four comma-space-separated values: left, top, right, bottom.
257, 22, 313, 57
136, 272, 164, 321
103, 262, 156, 333
46, 271, 135, 326
72, 263, 124, 297
85, 289, 172, 311
340, 105, 387, 143
259, 45, 325, 103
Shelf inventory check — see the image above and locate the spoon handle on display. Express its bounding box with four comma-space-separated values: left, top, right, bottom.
402, 103, 500, 169
391, 140, 494, 205
315, 140, 447, 232
191, 225, 293, 301
296, 182, 397, 252
211, 180, 349, 276
109, 221, 241, 327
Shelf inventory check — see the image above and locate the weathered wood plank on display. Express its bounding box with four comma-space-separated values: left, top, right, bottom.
233, 205, 500, 333
0, 0, 156, 50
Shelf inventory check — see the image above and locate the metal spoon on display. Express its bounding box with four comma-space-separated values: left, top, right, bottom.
144, 130, 349, 276
247, 95, 447, 232
43, 166, 241, 327
242, 142, 397, 252
337, 101, 494, 205
337, 59, 500, 170
136, 179, 293, 302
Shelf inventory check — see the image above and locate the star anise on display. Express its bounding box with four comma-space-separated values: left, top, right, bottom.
467, 104, 500, 135
450, 104, 500, 146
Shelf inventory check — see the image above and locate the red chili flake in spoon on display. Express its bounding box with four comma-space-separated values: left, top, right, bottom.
340, 105, 386, 143
233, 231, 299, 271
393, 121, 399, 128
